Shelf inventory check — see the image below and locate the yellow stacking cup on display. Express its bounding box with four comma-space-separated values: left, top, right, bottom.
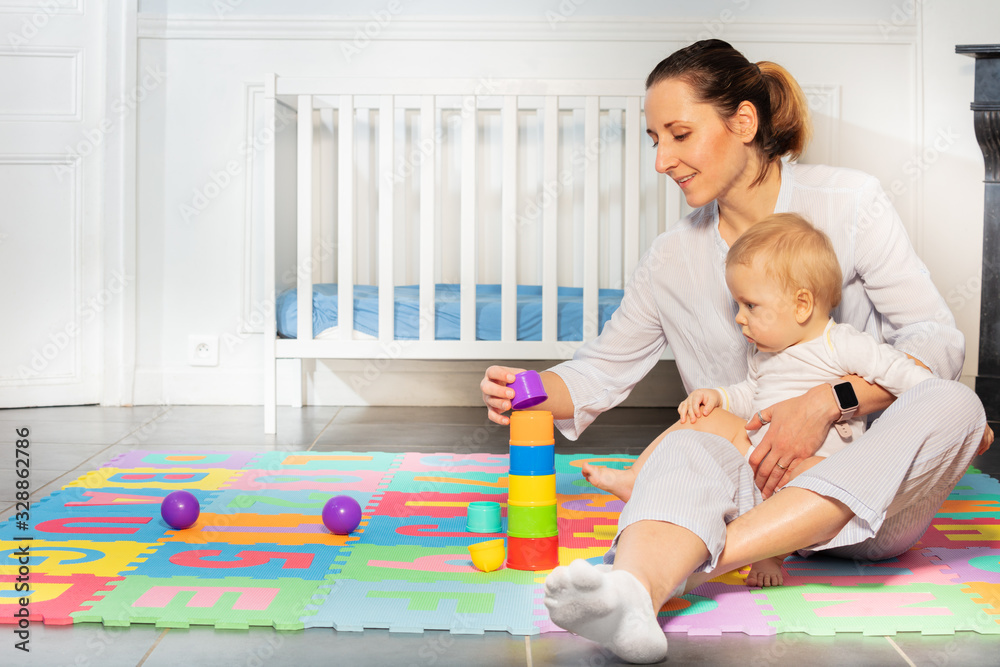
508, 474, 556, 505
509, 410, 554, 446
468, 538, 506, 572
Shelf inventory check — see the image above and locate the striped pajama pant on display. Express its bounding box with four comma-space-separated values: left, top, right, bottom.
605, 378, 987, 570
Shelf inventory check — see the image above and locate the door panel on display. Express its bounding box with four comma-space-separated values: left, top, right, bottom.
0, 1, 106, 406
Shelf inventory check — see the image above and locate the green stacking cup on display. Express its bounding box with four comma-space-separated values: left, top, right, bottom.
507, 502, 558, 538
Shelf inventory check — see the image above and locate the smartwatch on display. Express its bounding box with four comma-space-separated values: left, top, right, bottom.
830, 381, 859, 437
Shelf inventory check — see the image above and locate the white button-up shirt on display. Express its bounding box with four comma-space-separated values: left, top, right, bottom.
550, 162, 964, 440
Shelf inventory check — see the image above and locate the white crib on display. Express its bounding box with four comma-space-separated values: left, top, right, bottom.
262, 74, 680, 433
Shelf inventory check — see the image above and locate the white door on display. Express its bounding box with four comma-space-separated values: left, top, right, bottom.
0, 0, 108, 406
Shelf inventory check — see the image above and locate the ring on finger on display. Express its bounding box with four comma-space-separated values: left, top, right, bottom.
756, 410, 769, 425
775, 461, 789, 470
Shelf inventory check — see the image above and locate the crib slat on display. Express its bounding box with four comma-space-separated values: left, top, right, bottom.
338, 94, 355, 338
501, 95, 517, 343
312, 113, 324, 296
319, 108, 336, 284
297, 95, 315, 343
542, 96, 558, 344
378, 95, 395, 343
460, 95, 477, 343
264, 75, 277, 434
606, 109, 622, 294
583, 96, 599, 341
419, 95, 436, 341
624, 97, 641, 281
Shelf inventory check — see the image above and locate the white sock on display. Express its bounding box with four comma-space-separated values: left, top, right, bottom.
543, 559, 668, 664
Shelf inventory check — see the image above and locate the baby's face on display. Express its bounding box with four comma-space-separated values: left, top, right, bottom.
725, 262, 801, 353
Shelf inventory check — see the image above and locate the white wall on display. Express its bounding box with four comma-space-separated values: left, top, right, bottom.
920, 0, 996, 392
129, 0, 999, 407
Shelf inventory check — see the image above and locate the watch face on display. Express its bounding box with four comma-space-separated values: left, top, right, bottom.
834, 382, 859, 410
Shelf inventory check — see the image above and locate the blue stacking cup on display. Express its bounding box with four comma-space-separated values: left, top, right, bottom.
510, 444, 555, 476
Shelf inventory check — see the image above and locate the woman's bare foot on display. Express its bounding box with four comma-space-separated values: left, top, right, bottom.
581, 463, 636, 502
745, 555, 785, 587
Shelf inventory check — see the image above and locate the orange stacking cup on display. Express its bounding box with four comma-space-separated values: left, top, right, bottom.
506, 534, 559, 571
510, 410, 554, 446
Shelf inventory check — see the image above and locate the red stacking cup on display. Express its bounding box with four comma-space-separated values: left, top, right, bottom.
506, 534, 559, 571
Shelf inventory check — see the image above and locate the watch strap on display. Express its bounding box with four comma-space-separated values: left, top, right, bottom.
830, 382, 858, 439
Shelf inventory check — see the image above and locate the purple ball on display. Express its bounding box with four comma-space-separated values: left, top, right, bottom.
322, 495, 362, 535
161, 491, 200, 530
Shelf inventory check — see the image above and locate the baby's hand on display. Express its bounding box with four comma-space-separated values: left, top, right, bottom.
678, 389, 721, 423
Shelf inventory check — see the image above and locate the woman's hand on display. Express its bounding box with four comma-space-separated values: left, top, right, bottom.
678, 389, 722, 423
481, 365, 527, 425
745, 383, 840, 498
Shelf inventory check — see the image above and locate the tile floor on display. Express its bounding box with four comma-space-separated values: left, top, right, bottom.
0, 404, 998, 666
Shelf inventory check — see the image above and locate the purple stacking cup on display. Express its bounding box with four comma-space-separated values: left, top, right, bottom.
510, 370, 548, 410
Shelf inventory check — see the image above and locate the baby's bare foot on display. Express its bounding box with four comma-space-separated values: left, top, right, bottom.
745, 556, 785, 588
581, 463, 636, 502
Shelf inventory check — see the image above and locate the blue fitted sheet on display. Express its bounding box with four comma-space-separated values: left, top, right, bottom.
275, 283, 624, 341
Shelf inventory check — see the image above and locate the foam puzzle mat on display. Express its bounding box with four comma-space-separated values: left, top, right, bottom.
2, 450, 1000, 637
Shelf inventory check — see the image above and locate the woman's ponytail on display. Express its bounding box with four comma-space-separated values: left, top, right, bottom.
757, 61, 812, 162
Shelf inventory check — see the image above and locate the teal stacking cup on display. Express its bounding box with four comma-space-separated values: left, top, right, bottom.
466, 501, 503, 533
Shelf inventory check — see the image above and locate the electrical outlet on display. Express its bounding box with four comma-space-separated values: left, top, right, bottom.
188, 335, 219, 367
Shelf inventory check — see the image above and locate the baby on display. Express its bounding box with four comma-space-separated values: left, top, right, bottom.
583, 212, 935, 586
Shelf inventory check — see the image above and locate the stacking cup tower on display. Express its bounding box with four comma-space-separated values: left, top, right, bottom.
506, 410, 559, 570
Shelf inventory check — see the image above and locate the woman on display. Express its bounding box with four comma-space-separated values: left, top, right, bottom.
481, 40, 991, 663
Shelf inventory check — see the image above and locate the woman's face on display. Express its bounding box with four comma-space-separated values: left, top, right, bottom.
644, 78, 754, 209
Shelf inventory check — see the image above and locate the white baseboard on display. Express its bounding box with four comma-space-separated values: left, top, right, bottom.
133, 360, 684, 407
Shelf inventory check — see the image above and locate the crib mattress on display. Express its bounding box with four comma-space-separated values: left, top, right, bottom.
275, 283, 624, 341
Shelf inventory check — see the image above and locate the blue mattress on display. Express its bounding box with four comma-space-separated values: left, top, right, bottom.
275, 283, 624, 341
